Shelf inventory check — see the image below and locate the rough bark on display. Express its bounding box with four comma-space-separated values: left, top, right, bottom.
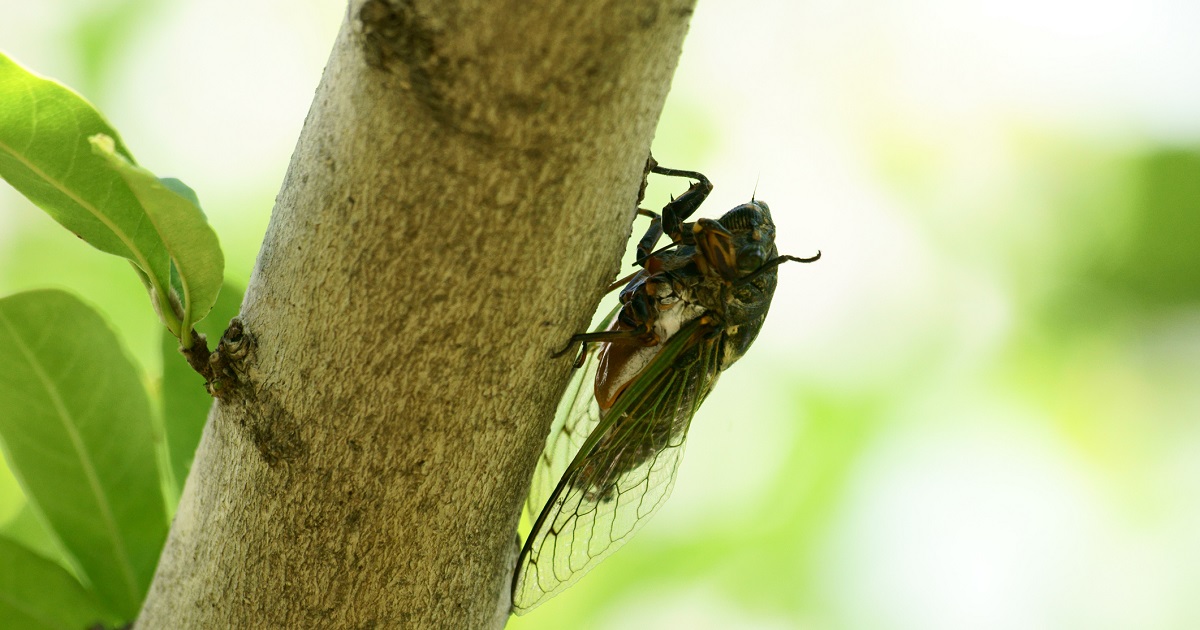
137, 0, 696, 627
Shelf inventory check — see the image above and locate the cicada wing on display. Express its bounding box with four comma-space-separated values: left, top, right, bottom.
527, 306, 620, 518
513, 319, 722, 614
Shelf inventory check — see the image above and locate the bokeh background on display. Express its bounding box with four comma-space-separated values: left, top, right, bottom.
3, 1, 1199, 628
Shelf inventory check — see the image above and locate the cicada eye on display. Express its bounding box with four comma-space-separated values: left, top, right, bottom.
737, 245, 767, 274
749, 199, 773, 224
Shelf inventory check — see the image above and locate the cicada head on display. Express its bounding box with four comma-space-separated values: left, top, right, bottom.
718, 199, 781, 276
697, 199, 785, 368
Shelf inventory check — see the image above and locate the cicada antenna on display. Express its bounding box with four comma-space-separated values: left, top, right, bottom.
751, 174, 761, 202
735, 252, 822, 287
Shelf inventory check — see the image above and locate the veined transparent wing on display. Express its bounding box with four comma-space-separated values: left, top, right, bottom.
526, 306, 620, 517
513, 317, 721, 614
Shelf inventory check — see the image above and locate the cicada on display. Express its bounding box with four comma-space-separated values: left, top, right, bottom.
512, 159, 820, 613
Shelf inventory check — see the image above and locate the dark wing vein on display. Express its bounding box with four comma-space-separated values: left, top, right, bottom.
513, 318, 722, 613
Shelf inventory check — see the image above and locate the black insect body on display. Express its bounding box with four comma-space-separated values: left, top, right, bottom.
512, 163, 820, 614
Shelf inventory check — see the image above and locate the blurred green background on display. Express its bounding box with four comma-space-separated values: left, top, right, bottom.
3, 1, 1199, 628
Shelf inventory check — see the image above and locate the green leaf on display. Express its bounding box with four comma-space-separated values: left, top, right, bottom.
160, 281, 243, 502
0, 451, 21, 525
0, 537, 118, 630
0, 290, 167, 619
159, 177, 200, 207
91, 136, 224, 342
0, 53, 225, 345
1102, 147, 1200, 306
0, 52, 174, 330
0, 505, 72, 575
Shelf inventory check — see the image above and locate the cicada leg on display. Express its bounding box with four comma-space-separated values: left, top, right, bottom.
634, 209, 664, 267
554, 290, 660, 367
553, 325, 653, 367
637, 153, 658, 207
632, 153, 666, 267
689, 217, 738, 280
605, 270, 641, 295
651, 165, 713, 243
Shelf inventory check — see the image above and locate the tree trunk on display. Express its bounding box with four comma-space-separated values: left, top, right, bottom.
137, 0, 696, 627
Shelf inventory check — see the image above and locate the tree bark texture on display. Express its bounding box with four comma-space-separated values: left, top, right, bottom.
138, 0, 696, 627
